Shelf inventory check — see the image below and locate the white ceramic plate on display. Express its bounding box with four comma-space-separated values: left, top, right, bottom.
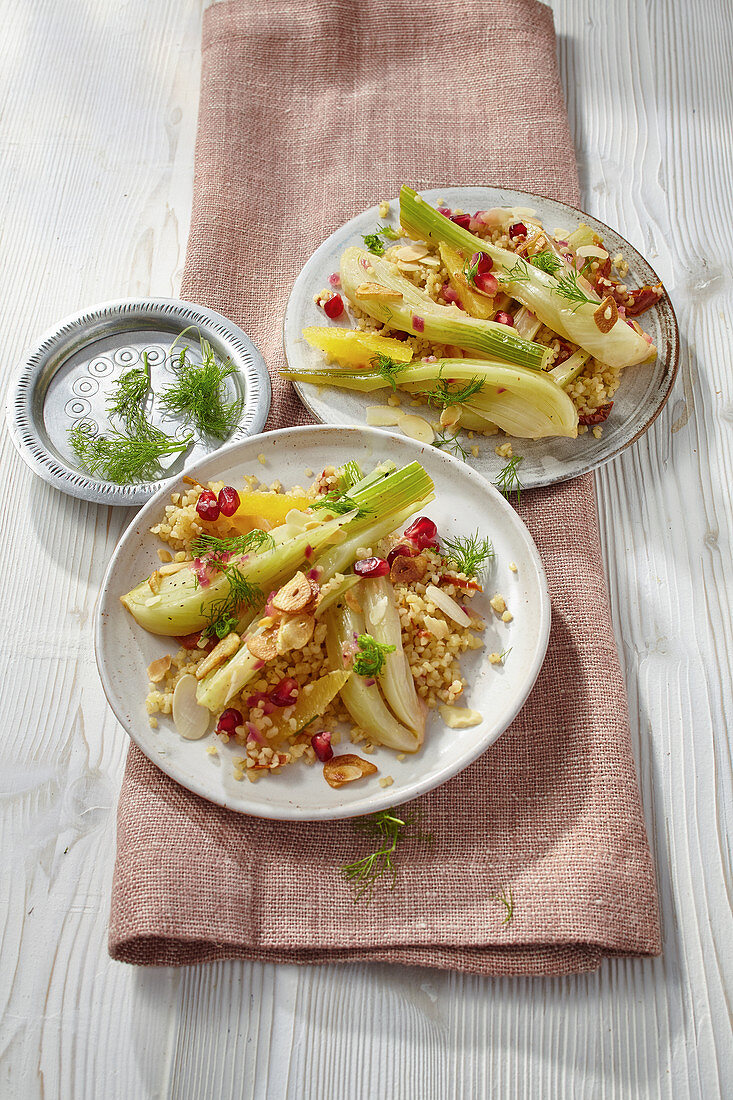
94, 425, 550, 821
283, 187, 679, 489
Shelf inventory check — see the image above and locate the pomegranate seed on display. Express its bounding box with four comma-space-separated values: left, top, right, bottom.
508, 222, 527, 239
494, 311, 514, 327
328, 272, 341, 287
442, 285, 460, 305
474, 272, 498, 296
404, 516, 439, 549
451, 213, 472, 230
471, 251, 493, 274
270, 676, 299, 707
196, 489, 220, 522
438, 207, 452, 217
323, 293, 344, 319
311, 731, 333, 762
217, 485, 240, 517
387, 542, 420, 567
246, 691, 277, 714
354, 556, 390, 578
216, 708, 243, 735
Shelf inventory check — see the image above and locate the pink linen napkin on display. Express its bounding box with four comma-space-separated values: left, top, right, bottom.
109, 0, 661, 975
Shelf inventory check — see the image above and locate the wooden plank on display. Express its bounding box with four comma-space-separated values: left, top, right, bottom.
0, 0, 730, 1097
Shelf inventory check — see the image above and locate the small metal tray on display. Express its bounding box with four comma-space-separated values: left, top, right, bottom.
5, 298, 271, 505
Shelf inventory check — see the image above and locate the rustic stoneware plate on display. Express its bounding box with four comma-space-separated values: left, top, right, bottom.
94, 425, 551, 821
283, 187, 679, 489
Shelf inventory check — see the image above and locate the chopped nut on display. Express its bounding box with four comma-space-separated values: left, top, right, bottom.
489, 652, 504, 665
157, 549, 173, 563
390, 554, 428, 585
272, 570, 314, 613
593, 294, 618, 334
344, 588, 363, 614
246, 626, 279, 661
354, 282, 403, 300
424, 614, 450, 640
378, 200, 390, 217
323, 754, 378, 788
147, 655, 172, 683
438, 704, 483, 729
490, 594, 507, 615
366, 406, 402, 427
509, 561, 518, 573
502, 610, 513, 623
276, 612, 315, 654
195, 633, 241, 679
379, 776, 394, 788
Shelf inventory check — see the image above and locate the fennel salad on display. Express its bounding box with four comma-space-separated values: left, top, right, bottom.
282, 186, 664, 457
121, 458, 512, 789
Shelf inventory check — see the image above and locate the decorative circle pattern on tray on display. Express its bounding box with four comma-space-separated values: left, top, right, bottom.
6, 297, 272, 506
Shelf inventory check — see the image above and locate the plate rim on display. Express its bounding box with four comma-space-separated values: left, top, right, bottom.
5, 295, 272, 506
283, 185, 680, 488
94, 423, 552, 821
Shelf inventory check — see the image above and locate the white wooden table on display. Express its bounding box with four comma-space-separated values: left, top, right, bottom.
2, 1, 731, 1096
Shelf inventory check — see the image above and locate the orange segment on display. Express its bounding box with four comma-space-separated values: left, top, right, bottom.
268, 669, 352, 739
229, 491, 313, 528
302, 327, 413, 370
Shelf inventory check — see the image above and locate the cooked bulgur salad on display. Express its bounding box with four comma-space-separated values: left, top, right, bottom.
282, 186, 664, 448
121, 459, 506, 788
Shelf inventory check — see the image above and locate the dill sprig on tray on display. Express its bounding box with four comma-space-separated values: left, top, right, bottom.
68, 420, 192, 484
442, 530, 494, 578
352, 634, 395, 677
553, 268, 597, 309
190, 529, 275, 558
530, 250, 563, 276
493, 455, 524, 503
425, 375, 484, 408
341, 809, 434, 901
201, 562, 264, 639
371, 353, 408, 391
160, 335, 242, 439
106, 353, 152, 430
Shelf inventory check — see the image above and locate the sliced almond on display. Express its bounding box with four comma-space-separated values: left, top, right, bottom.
593, 295, 618, 334
194, 633, 241, 680
172, 674, 210, 740
399, 413, 435, 445
425, 583, 472, 627
246, 627, 279, 662
390, 554, 427, 585
158, 560, 190, 576
366, 406, 403, 427
147, 655, 172, 683
440, 406, 461, 429
272, 571, 313, 613
576, 244, 609, 260
354, 282, 403, 301
323, 754, 379, 788
276, 612, 315, 654
393, 242, 429, 262
147, 570, 163, 594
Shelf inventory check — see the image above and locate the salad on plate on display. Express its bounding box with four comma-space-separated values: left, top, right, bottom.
119, 457, 512, 790
282, 186, 665, 455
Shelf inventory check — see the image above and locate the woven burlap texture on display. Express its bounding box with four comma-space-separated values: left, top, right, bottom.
109, 0, 661, 975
